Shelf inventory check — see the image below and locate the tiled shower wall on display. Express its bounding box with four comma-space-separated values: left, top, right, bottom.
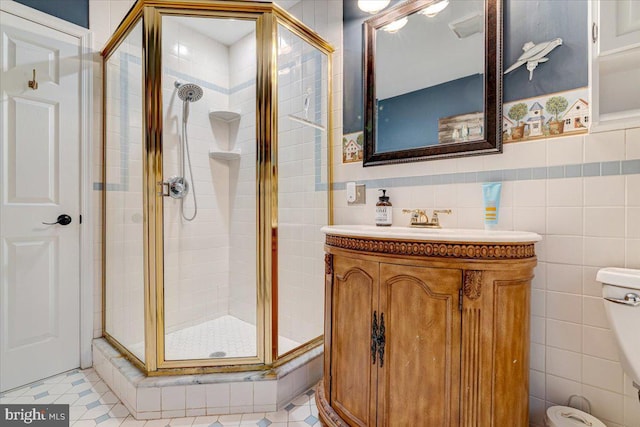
228, 32, 257, 327
161, 17, 232, 334
332, 129, 640, 427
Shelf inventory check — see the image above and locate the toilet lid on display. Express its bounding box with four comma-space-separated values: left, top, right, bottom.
546, 406, 606, 427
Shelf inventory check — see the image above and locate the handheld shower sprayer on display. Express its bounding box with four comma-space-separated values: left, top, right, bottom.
169, 80, 203, 221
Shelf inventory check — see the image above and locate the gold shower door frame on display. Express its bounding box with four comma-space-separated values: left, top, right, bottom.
101, 0, 333, 375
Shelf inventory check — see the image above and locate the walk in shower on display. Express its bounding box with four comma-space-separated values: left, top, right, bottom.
102, 0, 332, 374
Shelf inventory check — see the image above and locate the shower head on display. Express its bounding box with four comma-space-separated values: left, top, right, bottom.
175, 81, 203, 102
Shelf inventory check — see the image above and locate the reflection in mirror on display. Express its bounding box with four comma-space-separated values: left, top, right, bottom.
363, 0, 502, 166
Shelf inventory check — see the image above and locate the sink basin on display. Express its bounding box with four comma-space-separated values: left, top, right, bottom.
321, 225, 541, 244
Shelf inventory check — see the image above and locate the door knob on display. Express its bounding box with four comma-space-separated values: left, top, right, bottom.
42, 214, 72, 226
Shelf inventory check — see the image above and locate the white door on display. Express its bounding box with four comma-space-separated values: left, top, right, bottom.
0, 10, 81, 392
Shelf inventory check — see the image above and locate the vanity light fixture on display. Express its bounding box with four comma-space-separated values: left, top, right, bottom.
382, 17, 408, 33
419, 0, 450, 17
358, 0, 391, 14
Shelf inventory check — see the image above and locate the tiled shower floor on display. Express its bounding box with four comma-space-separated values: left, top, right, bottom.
129, 316, 301, 360
0, 368, 320, 426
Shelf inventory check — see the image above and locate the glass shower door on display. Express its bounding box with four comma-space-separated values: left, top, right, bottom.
104, 20, 146, 363
160, 15, 258, 362
276, 23, 330, 356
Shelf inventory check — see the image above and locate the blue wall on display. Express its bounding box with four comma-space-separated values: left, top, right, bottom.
376, 74, 484, 152
343, 0, 589, 133
14, 0, 89, 28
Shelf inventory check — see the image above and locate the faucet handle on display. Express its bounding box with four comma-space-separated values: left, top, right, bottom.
402, 209, 429, 224
431, 209, 452, 226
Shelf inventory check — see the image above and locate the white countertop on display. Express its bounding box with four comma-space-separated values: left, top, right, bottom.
321, 225, 542, 244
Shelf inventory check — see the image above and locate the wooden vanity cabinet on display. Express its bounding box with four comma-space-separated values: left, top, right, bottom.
317, 236, 537, 427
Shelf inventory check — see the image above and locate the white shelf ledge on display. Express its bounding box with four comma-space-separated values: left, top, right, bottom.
209, 149, 241, 160
209, 110, 241, 122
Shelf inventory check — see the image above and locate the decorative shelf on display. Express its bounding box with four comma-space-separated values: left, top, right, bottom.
209, 149, 241, 160
209, 110, 241, 122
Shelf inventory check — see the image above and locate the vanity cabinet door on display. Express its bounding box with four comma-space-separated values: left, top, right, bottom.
377, 264, 462, 427
329, 255, 379, 427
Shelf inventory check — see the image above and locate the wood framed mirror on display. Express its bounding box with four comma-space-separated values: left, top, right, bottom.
363, 0, 503, 166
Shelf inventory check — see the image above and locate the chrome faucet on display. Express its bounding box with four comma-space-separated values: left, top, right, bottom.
402, 209, 452, 228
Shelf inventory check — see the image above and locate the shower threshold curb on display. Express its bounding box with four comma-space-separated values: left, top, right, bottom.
92, 338, 323, 420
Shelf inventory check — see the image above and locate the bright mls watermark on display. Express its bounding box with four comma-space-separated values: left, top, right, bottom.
1, 405, 69, 426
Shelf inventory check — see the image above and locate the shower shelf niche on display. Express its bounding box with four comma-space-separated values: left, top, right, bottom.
209, 148, 241, 160
209, 110, 241, 160
209, 110, 241, 122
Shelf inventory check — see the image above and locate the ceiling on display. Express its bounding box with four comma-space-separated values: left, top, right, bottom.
169, 0, 301, 46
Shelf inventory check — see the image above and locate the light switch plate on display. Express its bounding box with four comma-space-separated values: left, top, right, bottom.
348, 184, 366, 205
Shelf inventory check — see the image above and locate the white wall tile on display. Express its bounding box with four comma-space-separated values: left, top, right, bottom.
137, 388, 161, 413
547, 178, 583, 207
585, 130, 626, 162
583, 355, 624, 394
205, 383, 230, 409
514, 180, 546, 207
585, 207, 625, 237
625, 127, 640, 159
583, 384, 625, 425
583, 326, 619, 361
186, 385, 206, 409
546, 236, 583, 265
547, 207, 583, 236
547, 263, 582, 294
545, 374, 582, 406
229, 382, 253, 407
547, 291, 582, 323
546, 347, 582, 382
584, 237, 625, 267
583, 296, 608, 328
546, 319, 581, 352
547, 135, 584, 166
584, 176, 626, 207
253, 381, 277, 406
161, 386, 185, 411
627, 175, 640, 207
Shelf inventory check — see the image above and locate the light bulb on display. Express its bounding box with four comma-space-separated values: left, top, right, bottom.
358, 0, 391, 14
419, 0, 450, 18
382, 17, 408, 33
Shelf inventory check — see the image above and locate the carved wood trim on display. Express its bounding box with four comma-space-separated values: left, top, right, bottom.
463, 271, 482, 300
461, 308, 482, 426
325, 253, 333, 275
315, 380, 350, 427
325, 235, 536, 260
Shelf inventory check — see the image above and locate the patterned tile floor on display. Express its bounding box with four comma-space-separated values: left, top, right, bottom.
127, 316, 301, 360
0, 369, 320, 427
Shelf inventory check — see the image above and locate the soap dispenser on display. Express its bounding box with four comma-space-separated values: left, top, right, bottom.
375, 189, 392, 226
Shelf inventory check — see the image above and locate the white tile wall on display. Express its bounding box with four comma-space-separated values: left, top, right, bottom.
161, 17, 232, 336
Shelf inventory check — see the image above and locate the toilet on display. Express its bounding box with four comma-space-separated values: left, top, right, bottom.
597, 267, 640, 388
544, 267, 640, 427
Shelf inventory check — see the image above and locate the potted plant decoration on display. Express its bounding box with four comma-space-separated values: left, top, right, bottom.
546, 95, 568, 135
507, 103, 528, 140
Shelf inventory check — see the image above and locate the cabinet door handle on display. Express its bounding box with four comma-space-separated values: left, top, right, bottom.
371, 311, 378, 364
377, 313, 385, 367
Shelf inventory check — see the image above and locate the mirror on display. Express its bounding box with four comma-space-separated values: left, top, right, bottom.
363, 0, 502, 166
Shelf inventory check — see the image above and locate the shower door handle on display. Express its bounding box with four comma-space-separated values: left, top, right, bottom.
160, 181, 170, 197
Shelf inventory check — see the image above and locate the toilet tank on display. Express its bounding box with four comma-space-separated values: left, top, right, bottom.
597, 267, 640, 385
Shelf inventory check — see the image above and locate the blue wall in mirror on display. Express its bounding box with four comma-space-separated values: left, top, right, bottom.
343, 0, 588, 134
376, 74, 483, 152
13, 0, 89, 28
